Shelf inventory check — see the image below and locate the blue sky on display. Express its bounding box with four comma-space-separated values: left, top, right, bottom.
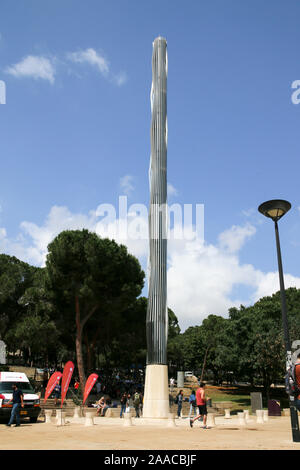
1, 0, 300, 330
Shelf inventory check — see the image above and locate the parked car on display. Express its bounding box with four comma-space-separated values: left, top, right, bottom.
0, 371, 41, 423
184, 371, 194, 377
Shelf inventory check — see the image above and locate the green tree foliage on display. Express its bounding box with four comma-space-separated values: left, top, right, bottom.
0, 254, 37, 342
16, 268, 60, 365
169, 288, 300, 395
91, 296, 148, 371
0, 239, 181, 379
91, 300, 181, 372
45, 229, 145, 387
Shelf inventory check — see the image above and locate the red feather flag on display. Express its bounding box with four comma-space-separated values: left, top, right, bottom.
60, 361, 74, 408
44, 371, 62, 404
83, 373, 98, 405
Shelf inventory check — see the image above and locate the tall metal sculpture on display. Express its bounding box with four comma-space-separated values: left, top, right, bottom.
143, 37, 169, 419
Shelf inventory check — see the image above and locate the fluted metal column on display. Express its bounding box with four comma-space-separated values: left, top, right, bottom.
146, 37, 168, 365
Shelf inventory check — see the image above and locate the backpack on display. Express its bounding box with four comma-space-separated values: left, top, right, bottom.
285, 363, 300, 397
174, 395, 178, 404
133, 393, 140, 406
189, 394, 196, 407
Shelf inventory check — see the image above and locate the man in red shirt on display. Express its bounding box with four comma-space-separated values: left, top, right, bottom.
294, 354, 300, 411
190, 382, 210, 429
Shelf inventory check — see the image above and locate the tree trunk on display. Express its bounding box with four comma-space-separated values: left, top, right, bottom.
75, 295, 86, 388
85, 325, 101, 374
200, 346, 209, 383
85, 335, 92, 374
263, 370, 271, 402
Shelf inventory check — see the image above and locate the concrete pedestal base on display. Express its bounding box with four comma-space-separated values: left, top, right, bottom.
44, 409, 52, 424
84, 410, 95, 426
55, 409, 66, 426
73, 406, 82, 419
256, 410, 264, 424
123, 412, 133, 427
142, 364, 170, 419
207, 413, 216, 427
167, 413, 176, 428
238, 412, 246, 426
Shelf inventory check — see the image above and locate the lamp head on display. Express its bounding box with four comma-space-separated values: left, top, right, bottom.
258, 199, 291, 222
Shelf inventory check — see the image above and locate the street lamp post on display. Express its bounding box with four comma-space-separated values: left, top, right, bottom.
258, 199, 300, 442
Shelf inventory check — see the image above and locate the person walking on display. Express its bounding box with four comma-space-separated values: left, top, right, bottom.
120, 392, 127, 418
190, 382, 210, 429
6, 383, 24, 427
175, 390, 184, 418
53, 382, 61, 406
188, 390, 197, 418
133, 390, 141, 418
139, 391, 143, 416
170, 377, 175, 392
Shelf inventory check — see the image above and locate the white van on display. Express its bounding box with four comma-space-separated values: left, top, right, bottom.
184, 371, 194, 377
0, 371, 41, 423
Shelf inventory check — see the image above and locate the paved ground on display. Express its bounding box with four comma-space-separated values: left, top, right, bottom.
1, 414, 300, 451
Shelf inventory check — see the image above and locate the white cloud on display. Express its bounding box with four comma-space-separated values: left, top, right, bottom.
1, 205, 300, 332
120, 175, 135, 196
251, 271, 300, 301
167, 183, 178, 198
113, 71, 128, 87
67, 48, 109, 77
4, 48, 127, 87
5, 55, 55, 84
242, 208, 255, 217
218, 223, 256, 253
0, 204, 147, 266
67, 48, 127, 86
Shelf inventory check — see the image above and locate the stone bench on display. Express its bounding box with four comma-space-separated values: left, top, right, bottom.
104, 407, 136, 418
282, 408, 300, 417
105, 407, 121, 418
214, 402, 234, 412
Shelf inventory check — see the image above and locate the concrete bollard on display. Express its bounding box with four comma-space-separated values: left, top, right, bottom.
73, 406, 82, 419
263, 410, 269, 422
167, 413, 176, 428
44, 409, 52, 424
55, 409, 65, 426
123, 412, 132, 427
224, 409, 231, 419
206, 413, 216, 427
256, 410, 264, 424
282, 408, 290, 417
243, 410, 250, 422
238, 412, 246, 426
84, 410, 95, 426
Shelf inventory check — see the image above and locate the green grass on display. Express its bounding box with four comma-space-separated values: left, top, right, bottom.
205, 385, 289, 414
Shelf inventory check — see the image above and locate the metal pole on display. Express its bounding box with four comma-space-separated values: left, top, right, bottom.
274, 220, 300, 442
